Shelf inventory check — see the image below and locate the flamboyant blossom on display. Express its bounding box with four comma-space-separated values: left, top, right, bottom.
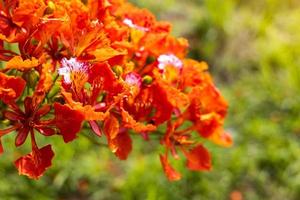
58, 57, 89, 85
0, 0, 231, 181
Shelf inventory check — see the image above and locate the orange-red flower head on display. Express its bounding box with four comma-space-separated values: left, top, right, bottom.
0, 0, 231, 180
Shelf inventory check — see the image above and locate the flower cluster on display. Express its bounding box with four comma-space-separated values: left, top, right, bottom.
0, 0, 232, 180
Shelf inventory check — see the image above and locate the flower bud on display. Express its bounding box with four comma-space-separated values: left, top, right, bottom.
31, 39, 39, 45
22, 70, 39, 88
1, 119, 10, 126
142, 75, 153, 85
47, 84, 60, 99
112, 65, 123, 77
146, 56, 156, 65
97, 92, 107, 102
44, 1, 56, 15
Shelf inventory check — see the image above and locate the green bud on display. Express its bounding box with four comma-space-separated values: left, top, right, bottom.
47, 84, 60, 99
30, 39, 39, 46
142, 75, 153, 85
97, 92, 107, 102
112, 65, 123, 77
22, 70, 39, 88
146, 56, 156, 65
44, 1, 56, 15
1, 119, 10, 126
84, 82, 91, 90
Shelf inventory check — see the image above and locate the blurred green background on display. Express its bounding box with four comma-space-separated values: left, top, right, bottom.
1, 0, 300, 199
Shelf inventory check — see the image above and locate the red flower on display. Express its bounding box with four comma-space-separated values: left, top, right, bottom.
0, 0, 231, 181
1, 97, 55, 146
0, 97, 55, 178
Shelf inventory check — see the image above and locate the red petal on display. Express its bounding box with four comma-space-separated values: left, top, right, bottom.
188, 85, 228, 119
88, 62, 122, 102
89, 47, 126, 63
185, 145, 211, 171
24, 97, 33, 115
0, 124, 22, 137
3, 110, 24, 121
155, 75, 189, 108
181, 60, 209, 87
121, 109, 156, 133
149, 83, 175, 125
0, 72, 26, 103
36, 104, 51, 118
88, 120, 102, 137
104, 116, 132, 159
14, 145, 54, 179
209, 130, 233, 147
54, 103, 84, 143
32, 63, 53, 107
159, 154, 181, 181
35, 127, 56, 136
196, 113, 221, 138
113, 131, 132, 160
104, 115, 120, 140
61, 89, 107, 121
15, 127, 30, 147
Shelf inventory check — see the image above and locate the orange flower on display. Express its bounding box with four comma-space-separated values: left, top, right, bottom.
0, 1, 27, 43
180, 59, 210, 88
186, 84, 232, 146
11, 0, 47, 29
